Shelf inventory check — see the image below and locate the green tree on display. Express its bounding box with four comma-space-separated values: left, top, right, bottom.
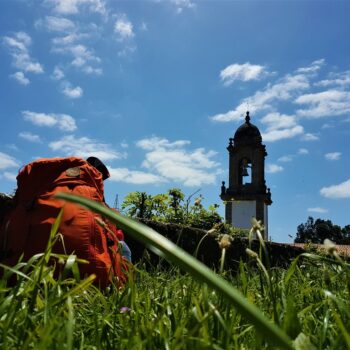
187, 201, 222, 229
150, 193, 169, 220
342, 225, 350, 243
295, 216, 348, 244
121, 191, 153, 219
167, 188, 185, 223
121, 189, 223, 230
294, 216, 314, 243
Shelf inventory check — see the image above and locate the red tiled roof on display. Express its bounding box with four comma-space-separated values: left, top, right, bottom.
293, 243, 350, 256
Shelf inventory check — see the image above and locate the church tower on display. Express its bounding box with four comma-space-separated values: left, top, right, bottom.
220, 111, 272, 239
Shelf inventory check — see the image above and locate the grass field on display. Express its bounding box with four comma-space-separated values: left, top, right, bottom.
0, 194, 349, 349
1, 251, 349, 349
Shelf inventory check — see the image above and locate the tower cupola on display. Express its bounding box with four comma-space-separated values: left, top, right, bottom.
233, 111, 262, 146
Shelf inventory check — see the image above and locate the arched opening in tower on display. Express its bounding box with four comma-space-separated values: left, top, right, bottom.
240, 158, 252, 185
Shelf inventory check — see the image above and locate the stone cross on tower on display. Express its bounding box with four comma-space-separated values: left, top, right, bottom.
220, 111, 272, 239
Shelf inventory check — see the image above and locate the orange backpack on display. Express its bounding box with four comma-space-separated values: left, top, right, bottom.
0, 157, 128, 287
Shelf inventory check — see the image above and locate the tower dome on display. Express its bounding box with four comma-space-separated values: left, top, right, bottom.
233, 111, 262, 146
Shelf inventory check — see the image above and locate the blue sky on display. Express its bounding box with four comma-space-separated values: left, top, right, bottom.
1, 0, 350, 242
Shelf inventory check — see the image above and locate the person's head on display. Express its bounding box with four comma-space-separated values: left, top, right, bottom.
86, 156, 110, 180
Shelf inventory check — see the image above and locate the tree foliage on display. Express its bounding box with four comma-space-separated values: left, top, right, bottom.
121, 188, 223, 230
295, 216, 350, 244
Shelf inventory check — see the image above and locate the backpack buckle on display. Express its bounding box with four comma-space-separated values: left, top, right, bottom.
66, 167, 81, 177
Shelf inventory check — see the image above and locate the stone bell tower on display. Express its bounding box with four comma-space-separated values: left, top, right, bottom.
220, 111, 272, 239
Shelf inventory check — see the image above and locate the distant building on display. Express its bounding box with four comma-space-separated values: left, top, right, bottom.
220, 111, 272, 240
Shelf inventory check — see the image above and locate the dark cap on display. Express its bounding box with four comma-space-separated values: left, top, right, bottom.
86, 156, 110, 180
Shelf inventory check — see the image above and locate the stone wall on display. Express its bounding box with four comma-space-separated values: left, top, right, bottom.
125, 219, 305, 271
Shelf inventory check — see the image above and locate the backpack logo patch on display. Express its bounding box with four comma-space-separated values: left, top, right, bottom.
66, 167, 81, 177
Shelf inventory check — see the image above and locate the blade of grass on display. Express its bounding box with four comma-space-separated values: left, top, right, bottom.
66, 296, 74, 350
0, 263, 34, 282
55, 192, 293, 350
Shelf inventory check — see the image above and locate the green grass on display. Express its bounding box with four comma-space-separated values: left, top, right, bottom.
1, 254, 349, 349
0, 194, 349, 349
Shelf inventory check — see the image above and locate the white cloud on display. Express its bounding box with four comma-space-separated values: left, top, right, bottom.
296, 90, 350, 118
0, 152, 19, 170
277, 149, 310, 162
260, 112, 304, 142
82, 66, 102, 75
3, 172, 17, 182
36, 16, 75, 32
170, 0, 196, 13
278, 155, 293, 162
19, 131, 42, 143
320, 179, 350, 199
210, 109, 246, 123
211, 72, 310, 122
325, 152, 341, 161
47, 0, 107, 16
23, 111, 56, 127
261, 112, 297, 130
307, 207, 328, 214
220, 63, 267, 86
114, 15, 134, 41
49, 135, 124, 161
10, 71, 30, 85
316, 70, 350, 87
70, 44, 101, 66
211, 59, 344, 124
262, 125, 304, 142
112, 14, 137, 56
302, 133, 319, 141
61, 82, 83, 98
52, 66, 65, 80
6, 144, 19, 152
266, 164, 284, 173
22, 111, 77, 132
117, 45, 137, 57
136, 136, 221, 187
52, 33, 82, 46
296, 59, 325, 74
52, 41, 102, 74
254, 73, 310, 103
60, 115, 78, 131
137, 137, 190, 151
108, 167, 165, 185
4, 31, 31, 51
321, 123, 335, 129
3, 32, 44, 74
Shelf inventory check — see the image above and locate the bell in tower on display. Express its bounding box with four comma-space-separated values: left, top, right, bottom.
220, 111, 272, 240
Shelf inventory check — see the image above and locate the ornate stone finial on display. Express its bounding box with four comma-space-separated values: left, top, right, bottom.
245, 111, 251, 124
221, 181, 226, 195
267, 187, 271, 199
